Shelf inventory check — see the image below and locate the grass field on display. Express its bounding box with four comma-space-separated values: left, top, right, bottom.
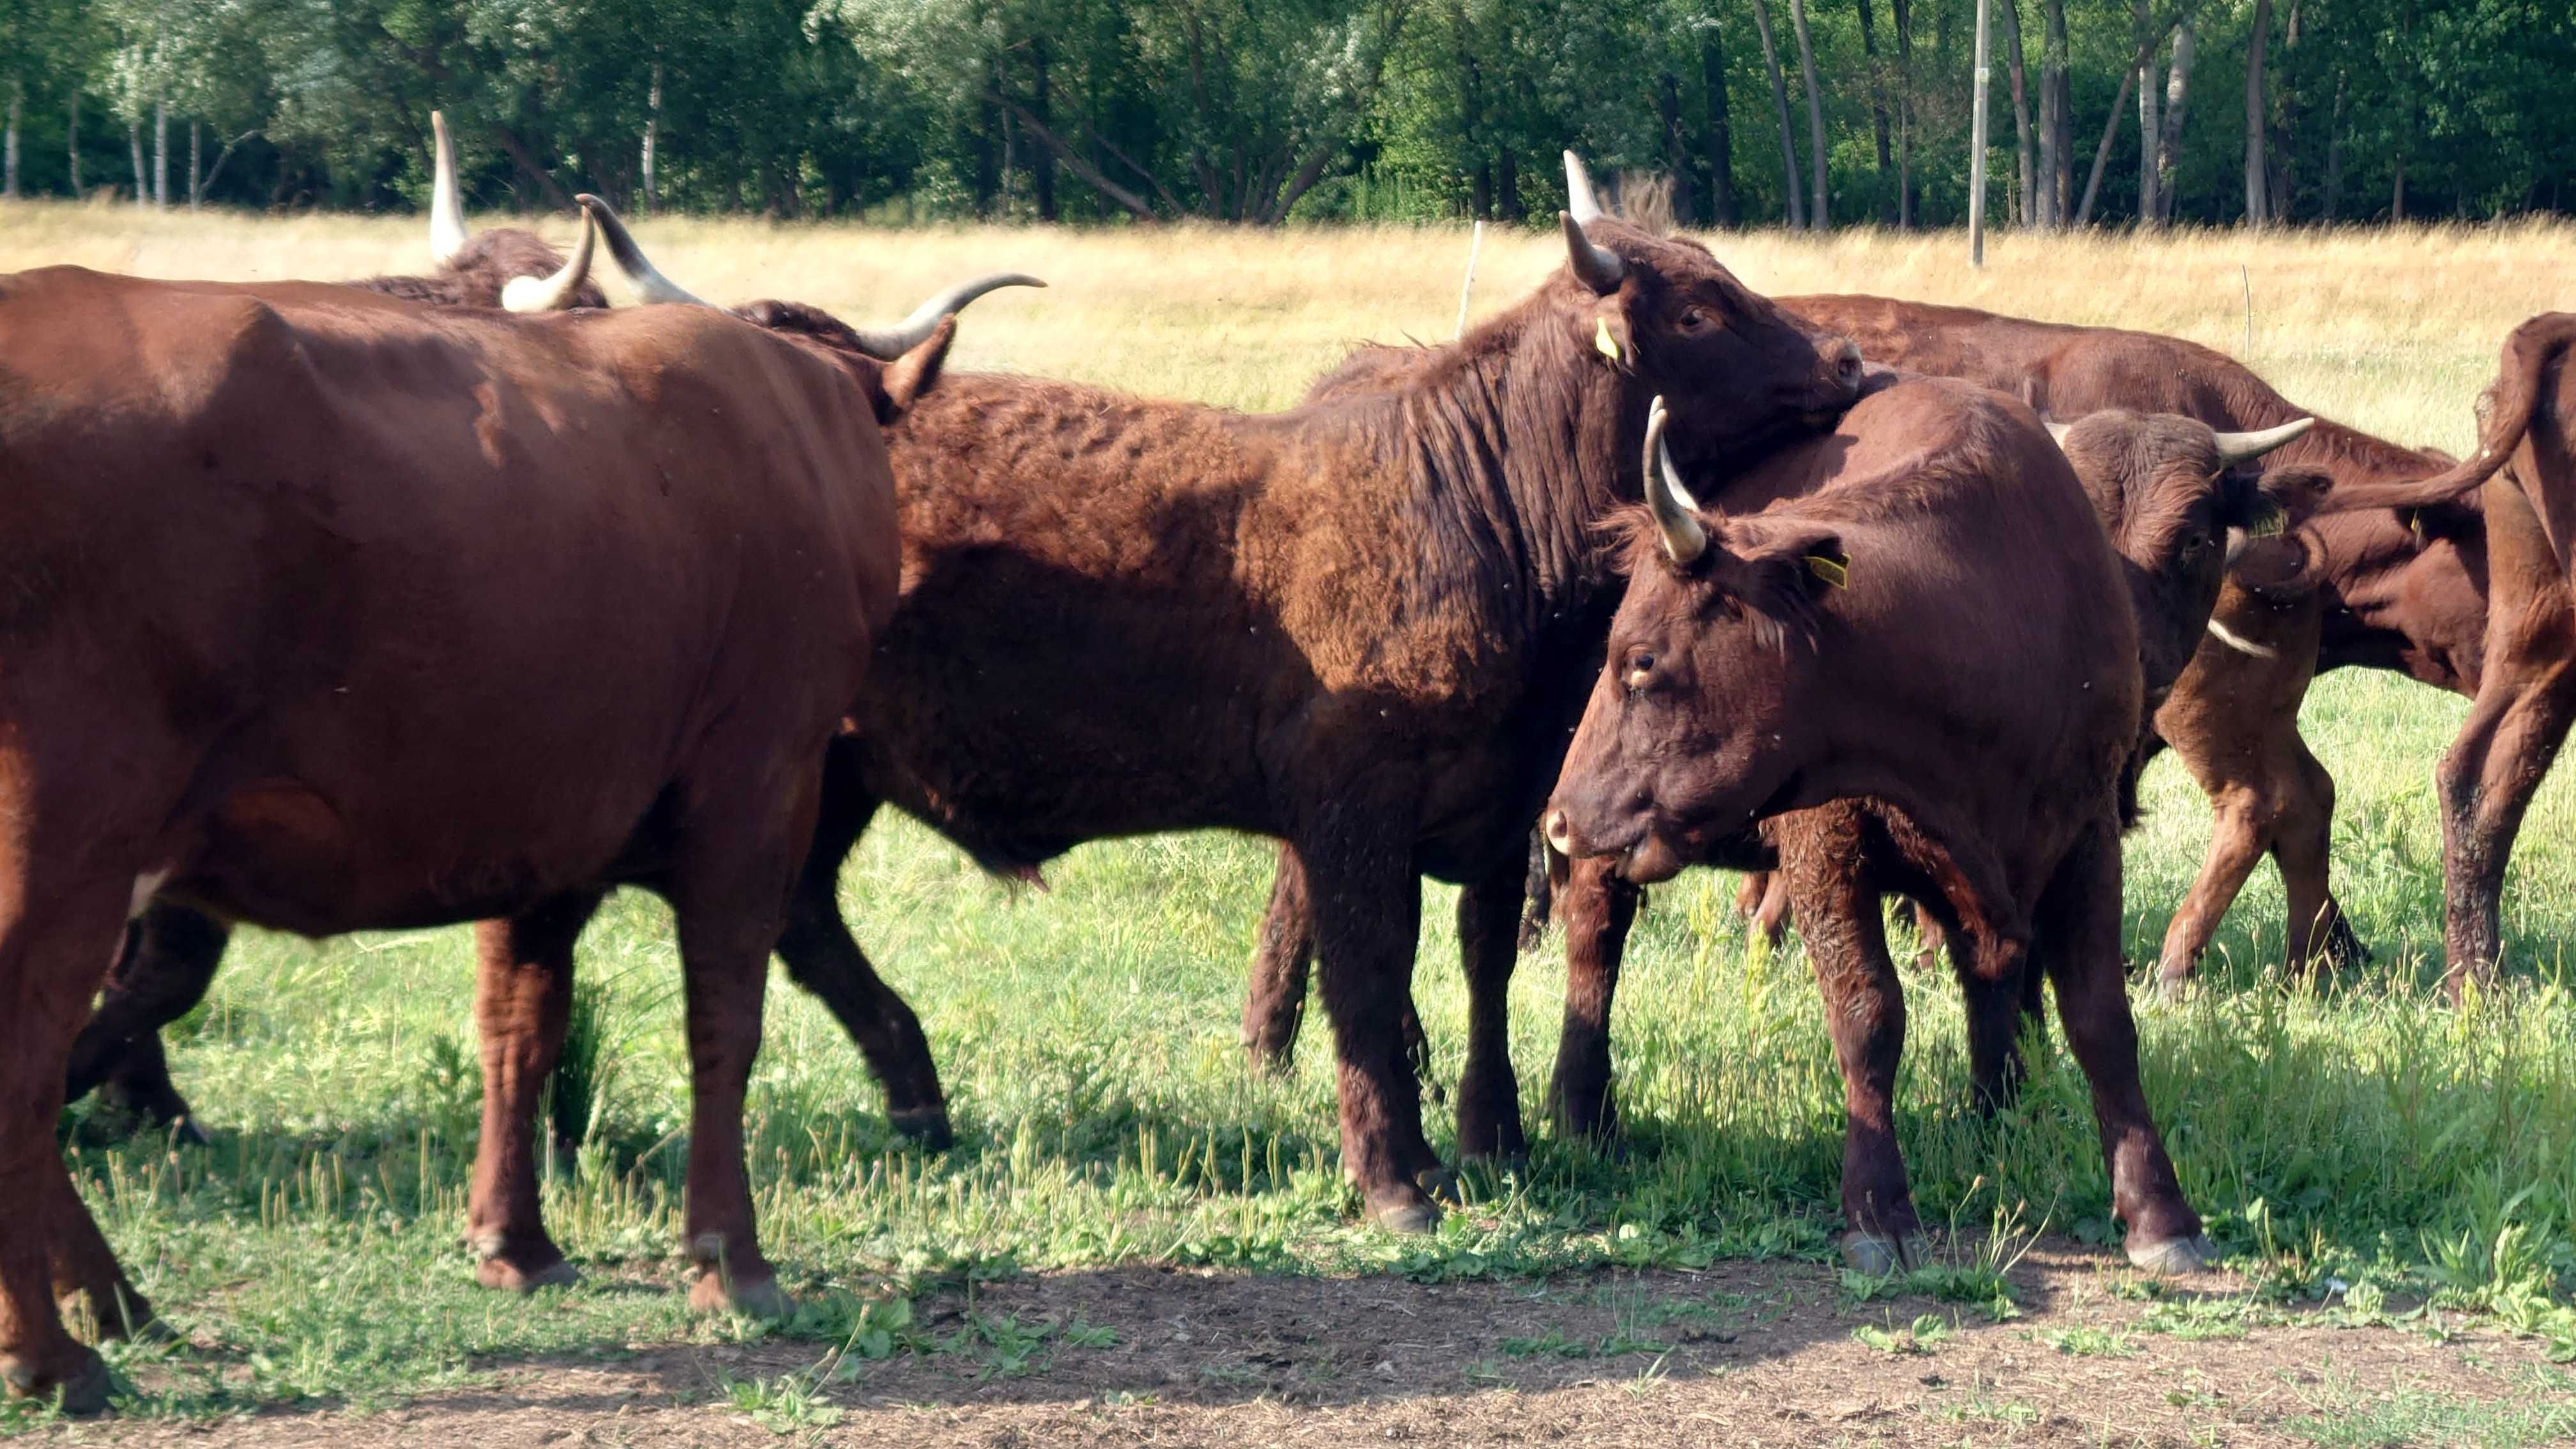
4, 201, 2575, 1443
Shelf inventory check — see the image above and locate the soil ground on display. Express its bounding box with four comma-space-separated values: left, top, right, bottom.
63, 1239, 2565, 1447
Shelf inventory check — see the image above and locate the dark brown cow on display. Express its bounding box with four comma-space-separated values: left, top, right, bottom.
0, 222, 974, 1406
1541, 382, 2215, 1275
604, 160, 1856, 1229
2300, 314, 2576, 999
367, 112, 610, 312
1775, 296, 2490, 985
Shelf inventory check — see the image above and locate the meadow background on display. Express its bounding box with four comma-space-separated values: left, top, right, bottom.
4, 203, 2573, 1421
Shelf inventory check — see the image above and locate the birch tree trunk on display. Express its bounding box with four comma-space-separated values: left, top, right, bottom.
2035, 0, 2067, 227
2154, 21, 2193, 224
189, 119, 201, 210
4, 80, 19, 199
130, 121, 145, 208
1701, 27, 1738, 226
1856, 0, 1895, 221
1790, 0, 1828, 230
1893, 0, 1915, 225
643, 62, 661, 213
2135, 0, 2159, 224
1998, 0, 2034, 226
1749, 0, 1804, 229
66, 93, 80, 199
153, 102, 167, 210
2243, 0, 2271, 226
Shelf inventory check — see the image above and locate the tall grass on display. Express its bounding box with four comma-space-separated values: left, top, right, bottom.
10, 205, 2575, 1414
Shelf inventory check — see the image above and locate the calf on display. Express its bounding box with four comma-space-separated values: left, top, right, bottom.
1542, 381, 2216, 1275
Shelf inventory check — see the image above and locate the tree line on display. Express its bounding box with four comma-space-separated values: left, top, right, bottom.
2, 0, 2568, 228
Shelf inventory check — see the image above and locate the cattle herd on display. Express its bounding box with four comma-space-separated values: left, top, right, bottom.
0, 131, 2568, 1413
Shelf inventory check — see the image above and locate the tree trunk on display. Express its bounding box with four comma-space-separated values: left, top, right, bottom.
2046, 0, 2071, 224
971, 61, 1000, 217
153, 102, 167, 210
2135, 0, 2159, 224
643, 62, 661, 213
130, 122, 144, 209
1998, 0, 2034, 225
2243, 0, 2271, 226
1856, 0, 1896, 222
4, 79, 19, 199
66, 93, 79, 199
189, 119, 201, 210
1893, 0, 1915, 224
1496, 147, 1520, 222
2073, 61, 2137, 225
2320, 68, 2344, 221
2035, 0, 2066, 226
1789, 0, 1828, 230
1456, 3, 1487, 219
1659, 70, 1696, 224
2155, 21, 2193, 222
1750, 0, 1804, 228
1701, 28, 1738, 226
1031, 42, 1058, 221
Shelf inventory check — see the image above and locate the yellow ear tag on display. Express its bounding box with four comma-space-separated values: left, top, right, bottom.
1805, 553, 1850, 588
1594, 316, 1622, 363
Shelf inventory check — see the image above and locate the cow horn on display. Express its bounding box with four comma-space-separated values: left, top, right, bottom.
847, 273, 1048, 360
2044, 419, 2075, 446
1563, 150, 1605, 226
576, 193, 714, 308
1561, 211, 1625, 295
429, 111, 468, 266
2211, 417, 2315, 464
500, 209, 598, 313
1643, 395, 1710, 565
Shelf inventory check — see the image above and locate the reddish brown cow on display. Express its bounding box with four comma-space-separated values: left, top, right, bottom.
2301, 314, 2576, 999
0, 220, 962, 1408
1542, 383, 2215, 1275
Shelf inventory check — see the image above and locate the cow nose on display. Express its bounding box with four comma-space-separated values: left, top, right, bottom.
1544, 809, 1576, 857
1830, 339, 1864, 387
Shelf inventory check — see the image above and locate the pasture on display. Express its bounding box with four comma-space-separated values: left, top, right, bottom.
6, 201, 2576, 1445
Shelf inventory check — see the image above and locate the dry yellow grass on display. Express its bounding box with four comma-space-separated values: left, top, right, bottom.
5, 198, 2567, 446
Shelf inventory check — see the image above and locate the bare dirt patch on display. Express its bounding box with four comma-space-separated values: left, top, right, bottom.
66, 1240, 2561, 1447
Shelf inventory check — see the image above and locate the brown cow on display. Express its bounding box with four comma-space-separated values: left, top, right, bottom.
1541, 383, 2215, 1275
2299, 314, 2576, 999
602, 162, 1857, 1229
1544, 401, 2323, 1157
0, 215, 964, 1408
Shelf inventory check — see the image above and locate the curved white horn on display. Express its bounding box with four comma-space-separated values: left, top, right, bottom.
501, 210, 598, 313
848, 273, 1048, 359
1643, 396, 1710, 565
1561, 211, 1625, 294
1564, 150, 1605, 226
576, 192, 714, 308
2044, 419, 2075, 447
429, 111, 468, 266
2211, 417, 2315, 465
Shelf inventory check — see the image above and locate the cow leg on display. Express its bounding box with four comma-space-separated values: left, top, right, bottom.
1, 879, 141, 1413
466, 891, 602, 1293
2153, 786, 2271, 993
1907, 900, 1948, 974
1296, 822, 1443, 1231
1736, 870, 1791, 946
2037, 822, 2212, 1273
1781, 838, 1923, 1275
64, 903, 229, 1140
772, 768, 949, 1147
1239, 844, 1315, 1073
1453, 857, 1527, 1163
2272, 743, 2365, 975
1545, 854, 1639, 1141
2437, 666, 2576, 999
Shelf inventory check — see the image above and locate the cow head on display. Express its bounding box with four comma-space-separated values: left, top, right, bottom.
2046, 410, 2322, 697
1558, 153, 1862, 472
578, 194, 1040, 420
1543, 398, 1844, 882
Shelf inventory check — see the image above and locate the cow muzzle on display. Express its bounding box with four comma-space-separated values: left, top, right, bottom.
1543, 808, 1687, 885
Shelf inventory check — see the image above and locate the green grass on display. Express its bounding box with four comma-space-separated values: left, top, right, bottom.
22, 666, 2576, 1422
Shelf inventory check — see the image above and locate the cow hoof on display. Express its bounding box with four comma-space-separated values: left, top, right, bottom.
477, 1254, 579, 1294
1839, 1230, 1931, 1276
170, 1116, 212, 1149
1416, 1165, 1466, 1208
690, 1270, 793, 1320
2127, 1232, 2220, 1275
2, 1346, 111, 1414
1364, 1186, 1443, 1234
886, 1107, 955, 1152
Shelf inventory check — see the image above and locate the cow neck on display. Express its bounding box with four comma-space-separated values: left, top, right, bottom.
1353, 296, 1636, 630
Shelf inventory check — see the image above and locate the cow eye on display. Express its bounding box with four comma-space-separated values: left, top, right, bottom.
1624, 652, 1657, 689
1677, 307, 1709, 332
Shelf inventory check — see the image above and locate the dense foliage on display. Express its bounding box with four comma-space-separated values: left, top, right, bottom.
1, 0, 2570, 227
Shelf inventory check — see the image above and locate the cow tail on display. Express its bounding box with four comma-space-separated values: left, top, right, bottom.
2311, 315, 2575, 526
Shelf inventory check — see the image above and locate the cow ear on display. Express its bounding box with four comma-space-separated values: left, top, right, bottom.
1704, 520, 1844, 653
875, 314, 957, 423
2250, 463, 2334, 529
1588, 302, 1636, 371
